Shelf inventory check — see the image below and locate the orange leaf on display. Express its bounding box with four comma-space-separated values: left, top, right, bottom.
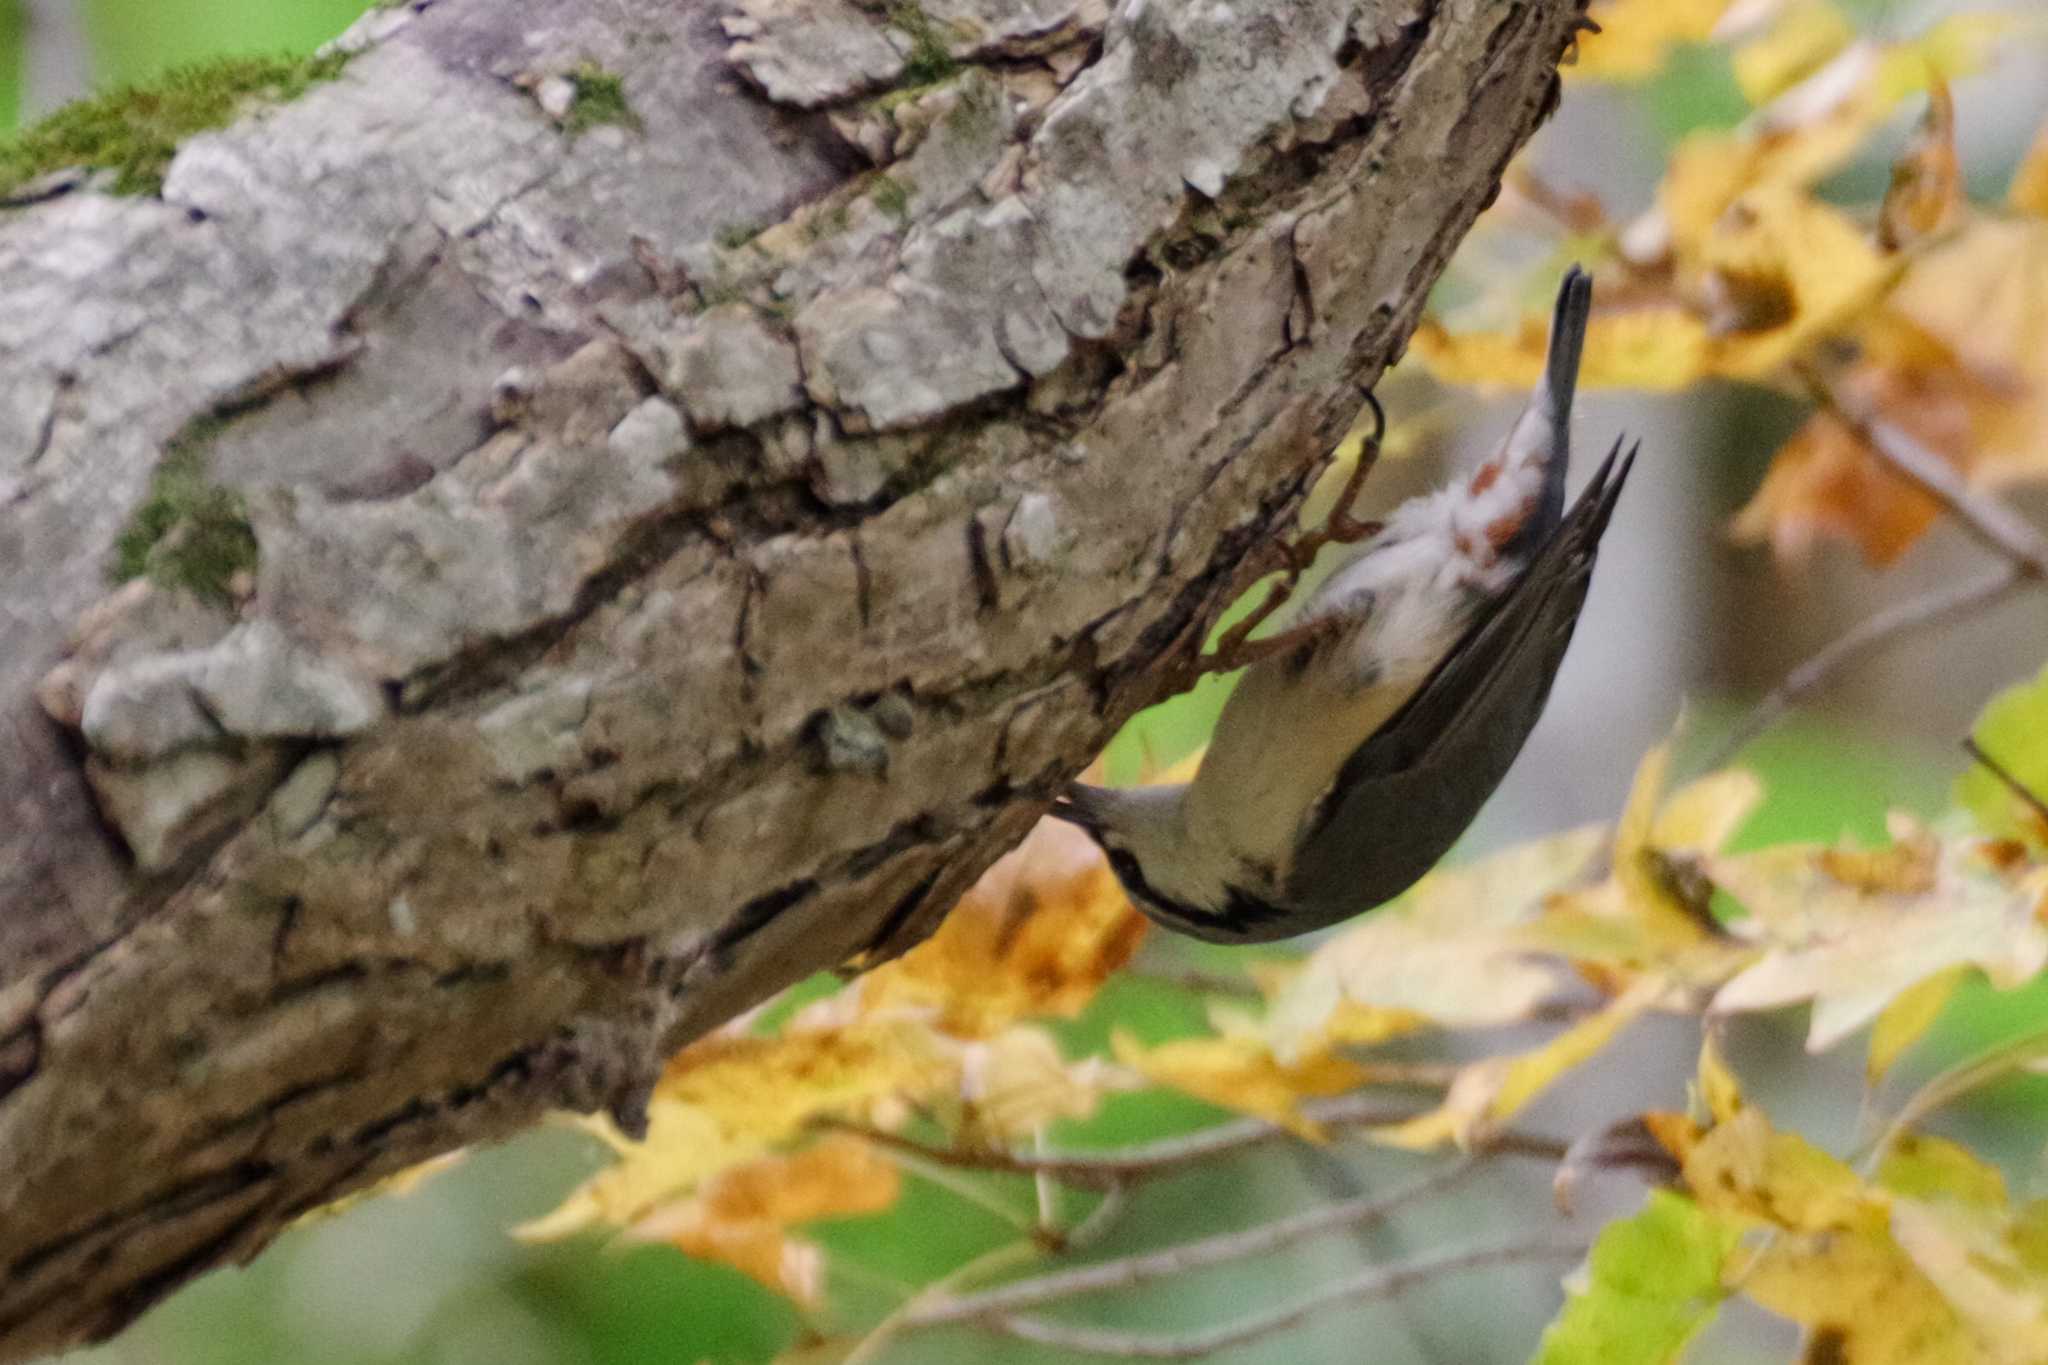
854, 817, 1148, 1038
1112, 1031, 1370, 1141
633, 1137, 902, 1305
2011, 116, 2048, 219
1878, 80, 1960, 251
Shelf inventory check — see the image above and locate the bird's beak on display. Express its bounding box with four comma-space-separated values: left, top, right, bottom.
1047, 782, 1106, 836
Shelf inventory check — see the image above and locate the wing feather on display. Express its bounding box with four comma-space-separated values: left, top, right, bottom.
1291, 439, 1634, 862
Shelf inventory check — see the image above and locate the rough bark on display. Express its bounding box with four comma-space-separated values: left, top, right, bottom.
0, 0, 1584, 1354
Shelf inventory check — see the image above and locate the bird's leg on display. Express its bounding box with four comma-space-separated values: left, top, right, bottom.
1196, 392, 1386, 677
1319, 391, 1386, 546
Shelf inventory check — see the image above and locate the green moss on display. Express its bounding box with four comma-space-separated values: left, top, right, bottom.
870, 174, 911, 221
942, 71, 1002, 138
0, 51, 349, 199
111, 418, 259, 603
562, 62, 640, 135
714, 220, 762, 250
888, 3, 958, 85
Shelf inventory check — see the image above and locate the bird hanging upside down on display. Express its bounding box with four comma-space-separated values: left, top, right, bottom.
1054, 266, 1633, 943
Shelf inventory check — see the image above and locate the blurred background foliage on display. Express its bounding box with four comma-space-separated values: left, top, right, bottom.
9, 0, 2048, 1362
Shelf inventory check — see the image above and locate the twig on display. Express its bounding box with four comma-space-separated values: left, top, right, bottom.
981, 1238, 1587, 1359
1797, 364, 2048, 577
1054, 1181, 1130, 1254
1121, 967, 1265, 1000
1861, 1021, 2048, 1174
842, 1238, 1040, 1365
1699, 565, 2025, 771
818, 1095, 1567, 1190
1963, 736, 2048, 831
1702, 362, 2048, 773
905, 1159, 1482, 1328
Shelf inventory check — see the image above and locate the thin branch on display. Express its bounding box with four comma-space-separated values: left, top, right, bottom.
817, 1094, 1567, 1190
842, 1237, 1041, 1365
1700, 565, 2025, 771
1861, 1021, 2048, 1174
1054, 1182, 1131, 1254
1120, 967, 1265, 1001
1797, 363, 2048, 577
981, 1238, 1587, 1360
905, 1158, 1482, 1328
1963, 736, 2048, 830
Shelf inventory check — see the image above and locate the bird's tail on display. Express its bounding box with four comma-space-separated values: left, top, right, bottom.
1531, 263, 1593, 537
1457, 265, 1592, 562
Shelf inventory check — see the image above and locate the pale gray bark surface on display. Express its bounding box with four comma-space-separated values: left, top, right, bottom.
0, 0, 1584, 1354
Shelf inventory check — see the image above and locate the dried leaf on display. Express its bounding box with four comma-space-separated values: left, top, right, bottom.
1730, 0, 1855, 105
1266, 825, 1607, 1058
2011, 116, 2048, 219
1696, 1032, 1745, 1125
1878, 80, 1960, 251
956, 1026, 1135, 1142
1411, 303, 1715, 394
1867, 965, 1967, 1083
629, 1138, 902, 1306
1111, 1030, 1370, 1141
522, 1019, 955, 1239
852, 816, 1148, 1038
1889, 1198, 2048, 1363
1698, 186, 1895, 379
1370, 977, 1662, 1151
1708, 837, 2048, 1051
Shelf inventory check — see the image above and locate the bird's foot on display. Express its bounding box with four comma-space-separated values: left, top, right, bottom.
1194, 391, 1386, 677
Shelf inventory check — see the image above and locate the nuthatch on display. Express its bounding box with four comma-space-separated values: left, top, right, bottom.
1055, 266, 1632, 943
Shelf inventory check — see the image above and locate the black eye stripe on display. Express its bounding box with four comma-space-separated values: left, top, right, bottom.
1102, 847, 1288, 934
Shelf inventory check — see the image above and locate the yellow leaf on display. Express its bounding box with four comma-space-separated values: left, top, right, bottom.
1409, 306, 1713, 393
1684, 1106, 1876, 1233
957, 1026, 1135, 1142
1873, 14, 2018, 101
1697, 1032, 1745, 1125
854, 816, 1148, 1037
658, 1019, 958, 1138
1867, 965, 1966, 1083
1698, 187, 1896, 380
1612, 741, 1723, 946
523, 1019, 958, 1239
1112, 1031, 1369, 1141
1570, 0, 1731, 83
1738, 1215, 1981, 1364
1656, 74, 1877, 257
1370, 977, 1662, 1151
630, 1137, 902, 1306
1708, 837, 2048, 1051
1878, 1132, 2009, 1210
1652, 768, 1764, 855
1731, 0, 1854, 105
1889, 1198, 2048, 1363
1266, 825, 1608, 1057
1318, 1000, 1431, 1048
2011, 117, 2048, 219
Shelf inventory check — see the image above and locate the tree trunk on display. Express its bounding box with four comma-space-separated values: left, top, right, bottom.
0, 0, 1583, 1354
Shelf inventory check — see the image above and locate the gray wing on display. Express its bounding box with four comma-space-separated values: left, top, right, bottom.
1281, 440, 1634, 920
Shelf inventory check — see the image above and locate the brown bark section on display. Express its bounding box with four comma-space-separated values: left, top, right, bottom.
0, 0, 1584, 1354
